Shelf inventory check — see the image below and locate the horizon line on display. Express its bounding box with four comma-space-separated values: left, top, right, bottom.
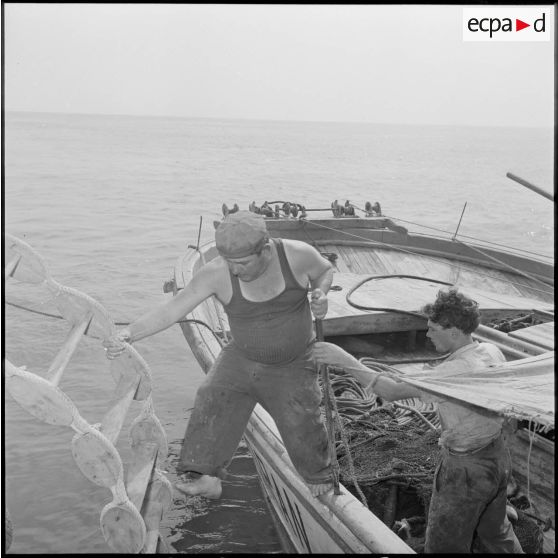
3, 109, 554, 131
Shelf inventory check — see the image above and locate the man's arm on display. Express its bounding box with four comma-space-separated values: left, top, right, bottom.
313, 342, 423, 401
308, 247, 333, 320
104, 261, 222, 356
284, 239, 333, 320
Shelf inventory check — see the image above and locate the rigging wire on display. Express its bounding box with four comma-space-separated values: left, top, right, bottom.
350, 203, 550, 261
381, 213, 552, 261
5, 300, 223, 343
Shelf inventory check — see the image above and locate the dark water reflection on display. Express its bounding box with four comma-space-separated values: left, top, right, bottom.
166, 442, 283, 554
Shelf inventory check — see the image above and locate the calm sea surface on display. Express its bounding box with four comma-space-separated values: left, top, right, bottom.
3, 112, 554, 554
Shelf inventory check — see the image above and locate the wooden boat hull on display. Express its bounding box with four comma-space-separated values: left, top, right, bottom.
174, 216, 554, 553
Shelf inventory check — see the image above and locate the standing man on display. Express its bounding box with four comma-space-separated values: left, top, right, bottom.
313, 288, 523, 553
104, 211, 335, 498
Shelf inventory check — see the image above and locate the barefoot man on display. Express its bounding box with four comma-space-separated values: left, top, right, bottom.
104, 211, 335, 498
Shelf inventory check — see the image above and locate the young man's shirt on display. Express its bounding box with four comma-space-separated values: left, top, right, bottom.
410, 342, 506, 452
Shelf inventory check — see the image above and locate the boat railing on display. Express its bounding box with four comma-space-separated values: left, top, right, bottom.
237, 197, 554, 266
4, 233, 171, 554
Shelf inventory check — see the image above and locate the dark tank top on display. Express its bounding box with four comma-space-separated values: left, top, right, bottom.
224, 238, 314, 364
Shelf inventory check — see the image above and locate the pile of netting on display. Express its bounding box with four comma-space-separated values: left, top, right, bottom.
320, 365, 546, 553
487, 312, 544, 333
321, 366, 438, 551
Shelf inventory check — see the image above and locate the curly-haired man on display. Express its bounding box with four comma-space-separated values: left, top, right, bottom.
314, 288, 523, 553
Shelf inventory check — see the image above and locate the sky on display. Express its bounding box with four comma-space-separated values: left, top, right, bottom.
2, 3, 555, 127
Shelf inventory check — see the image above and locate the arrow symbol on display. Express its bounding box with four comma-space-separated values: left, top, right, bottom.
516, 19, 530, 31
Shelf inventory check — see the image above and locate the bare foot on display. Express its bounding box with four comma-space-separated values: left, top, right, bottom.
308, 482, 333, 497
175, 474, 222, 499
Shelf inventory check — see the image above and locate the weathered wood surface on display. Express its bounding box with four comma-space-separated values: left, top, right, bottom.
507, 429, 555, 525
509, 322, 554, 351
264, 218, 553, 288
140, 475, 173, 553
126, 443, 158, 512
47, 313, 94, 386
101, 374, 141, 444
532, 308, 555, 321
473, 325, 549, 359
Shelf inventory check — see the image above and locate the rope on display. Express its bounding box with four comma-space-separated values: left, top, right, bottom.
325, 371, 368, 508
322, 368, 341, 494
345, 274, 452, 316
526, 416, 535, 509
392, 402, 439, 432
363, 355, 448, 364
316, 319, 341, 495
299, 218, 554, 298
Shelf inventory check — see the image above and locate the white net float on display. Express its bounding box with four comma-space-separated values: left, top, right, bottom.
6, 362, 78, 426
71, 428, 124, 488
100, 499, 146, 553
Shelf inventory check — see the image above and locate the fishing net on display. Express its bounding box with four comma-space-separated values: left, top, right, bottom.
487, 312, 544, 333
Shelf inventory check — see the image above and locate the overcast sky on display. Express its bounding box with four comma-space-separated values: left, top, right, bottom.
3, 3, 555, 127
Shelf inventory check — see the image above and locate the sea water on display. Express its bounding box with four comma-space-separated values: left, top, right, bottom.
3, 112, 553, 553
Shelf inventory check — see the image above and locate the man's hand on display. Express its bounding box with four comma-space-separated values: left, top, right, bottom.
102, 327, 132, 359
313, 341, 361, 369
310, 288, 328, 320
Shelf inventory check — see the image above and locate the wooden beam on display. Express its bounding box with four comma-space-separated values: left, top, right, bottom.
508, 323, 554, 351
474, 324, 548, 357
126, 442, 158, 512
47, 312, 94, 386
532, 308, 555, 322
101, 374, 141, 444
156, 534, 172, 554
506, 172, 554, 202
140, 473, 173, 553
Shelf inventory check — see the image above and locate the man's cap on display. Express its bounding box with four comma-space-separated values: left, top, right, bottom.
215, 210, 269, 258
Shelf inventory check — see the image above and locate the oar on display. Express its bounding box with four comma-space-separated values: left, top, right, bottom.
315, 318, 341, 495
506, 172, 554, 202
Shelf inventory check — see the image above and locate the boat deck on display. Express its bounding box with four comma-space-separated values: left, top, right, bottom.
325, 272, 552, 336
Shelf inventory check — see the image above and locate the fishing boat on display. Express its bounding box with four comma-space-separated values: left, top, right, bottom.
171, 193, 554, 553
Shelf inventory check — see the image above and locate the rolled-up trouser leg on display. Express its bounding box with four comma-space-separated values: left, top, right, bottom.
255, 349, 331, 486
178, 346, 256, 478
